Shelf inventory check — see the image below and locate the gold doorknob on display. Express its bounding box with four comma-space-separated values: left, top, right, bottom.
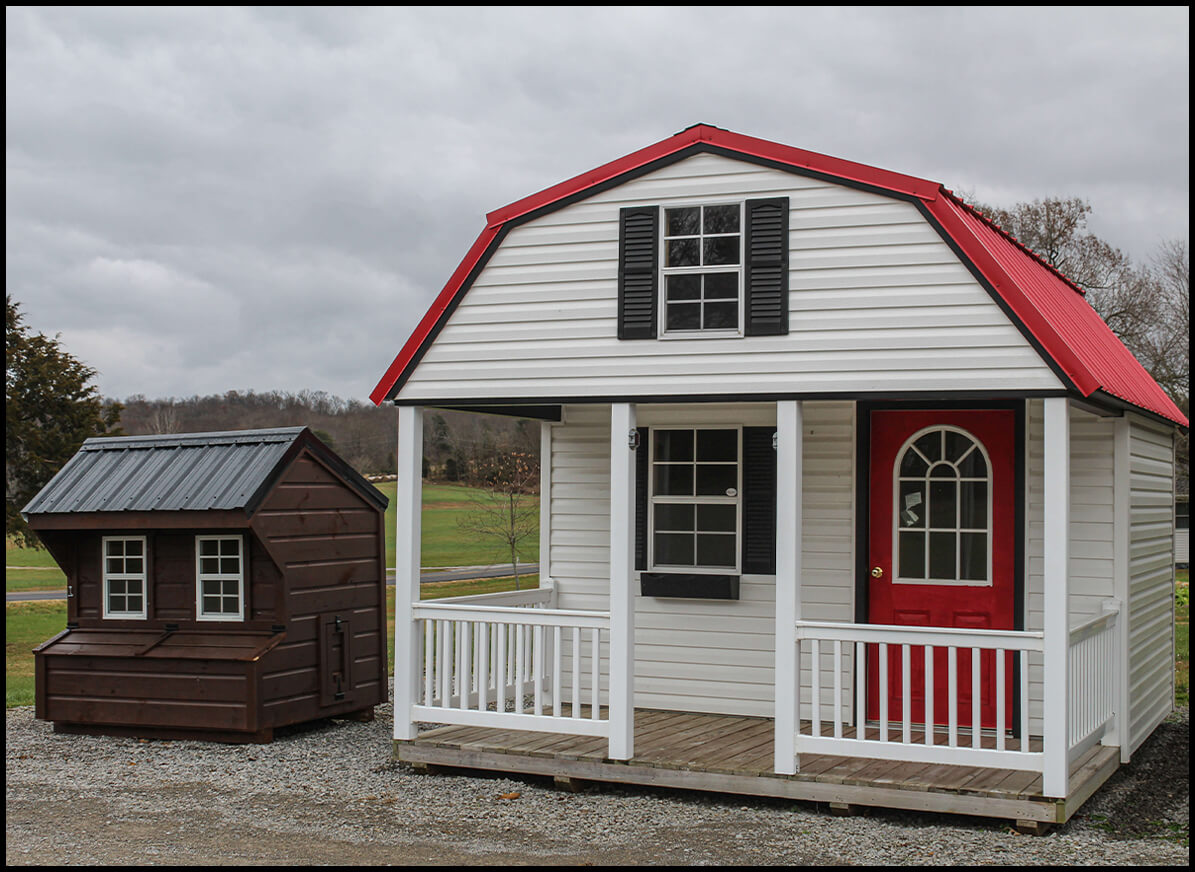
871, 566, 884, 578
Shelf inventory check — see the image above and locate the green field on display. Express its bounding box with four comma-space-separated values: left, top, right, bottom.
1176, 568, 1189, 706
6, 601, 68, 707
4, 540, 66, 592
383, 481, 539, 569
6, 481, 539, 594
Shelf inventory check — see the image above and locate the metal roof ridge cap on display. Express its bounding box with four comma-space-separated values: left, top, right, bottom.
705, 127, 941, 201
81, 426, 306, 449
483, 125, 940, 228
484, 127, 705, 226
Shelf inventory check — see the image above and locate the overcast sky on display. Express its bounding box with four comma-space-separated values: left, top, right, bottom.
6, 6, 1189, 403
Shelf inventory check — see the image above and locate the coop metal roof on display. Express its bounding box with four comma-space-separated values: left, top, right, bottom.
22, 427, 308, 516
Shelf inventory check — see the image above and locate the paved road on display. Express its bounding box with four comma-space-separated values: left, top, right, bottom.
5, 562, 540, 603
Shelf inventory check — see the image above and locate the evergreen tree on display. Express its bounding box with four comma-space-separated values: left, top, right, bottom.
5, 296, 122, 544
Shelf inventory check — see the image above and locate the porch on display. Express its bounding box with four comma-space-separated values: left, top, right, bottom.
393, 584, 1121, 824
397, 709, 1120, 826
391, 397, 1133, 823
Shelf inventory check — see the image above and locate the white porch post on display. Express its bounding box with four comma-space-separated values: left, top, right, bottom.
774, 401, 803, 775
540, 421, 553, 591
1042, 397, 1070, 797
609, 403, 637, 760
1112, 416, 1130, 761
393, 405, 424, 741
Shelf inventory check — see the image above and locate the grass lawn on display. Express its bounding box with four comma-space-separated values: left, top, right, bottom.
1176, 568, 1189, 707
377, 481, 540, 569
4, 538, 65, 593
5, 540, 59, 568
6, 601, 66, 707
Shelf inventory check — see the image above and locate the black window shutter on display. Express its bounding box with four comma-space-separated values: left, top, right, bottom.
618, 206, 659, 339
742, 427, 777, 574
744, 198, 789, 336
634, 427, 649, 570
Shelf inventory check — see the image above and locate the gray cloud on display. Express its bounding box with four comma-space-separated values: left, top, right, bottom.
6, 6, 1188, 401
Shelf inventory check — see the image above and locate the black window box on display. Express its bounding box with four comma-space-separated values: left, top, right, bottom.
640, 573, 740, 600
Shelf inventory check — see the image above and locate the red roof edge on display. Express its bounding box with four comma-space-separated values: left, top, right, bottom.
485, 124, 940, 227
940, 190, 1089, 298
369, 224, 501, 405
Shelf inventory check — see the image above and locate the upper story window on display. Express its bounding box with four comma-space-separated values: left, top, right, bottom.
196, 535, 245, 621
103, 536, 147, 619
662, 204, 742, 335
618, 198, 788, 341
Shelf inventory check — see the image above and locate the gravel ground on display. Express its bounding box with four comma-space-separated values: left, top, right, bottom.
5, 705, 1188, 866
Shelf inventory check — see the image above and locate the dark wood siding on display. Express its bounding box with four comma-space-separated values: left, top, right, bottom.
29, 435, 387, 741
253, 448, 388, 724
66, 531, 279, 628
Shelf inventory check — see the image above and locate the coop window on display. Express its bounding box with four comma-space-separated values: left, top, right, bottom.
102, 536, 147, 619
195, 535, 245, 621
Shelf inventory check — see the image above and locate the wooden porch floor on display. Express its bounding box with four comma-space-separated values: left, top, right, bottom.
396, 710, 1120, 825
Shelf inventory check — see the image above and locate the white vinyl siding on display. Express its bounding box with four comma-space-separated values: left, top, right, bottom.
399, 153, 1061, 402
1025, 401, 1118, 736
1125, 415, 1176, 753
549, 401, 855, 718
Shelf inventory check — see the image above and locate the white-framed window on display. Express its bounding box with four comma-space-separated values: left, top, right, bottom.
102, 536, 148, 619
660, 203, 743, 336
648, 427, 741, 572
195, 535, 245, 621
893, 426, 992, 586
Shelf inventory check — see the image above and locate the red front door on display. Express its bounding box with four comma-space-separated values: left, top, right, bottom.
866, 409, 1016, 730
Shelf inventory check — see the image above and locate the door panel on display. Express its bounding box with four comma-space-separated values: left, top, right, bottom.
866, 409, 1016, 730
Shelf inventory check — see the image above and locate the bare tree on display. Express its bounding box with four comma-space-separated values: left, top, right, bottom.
148, 402, 181, 434
456, 451, 539, 589
972, 194, 1189, 492
972, 197, 1165, 348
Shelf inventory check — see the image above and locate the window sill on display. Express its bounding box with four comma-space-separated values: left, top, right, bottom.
658, 330, 743, 340
640, 572, 740, 600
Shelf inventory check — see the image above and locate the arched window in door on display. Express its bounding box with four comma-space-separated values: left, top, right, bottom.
894, 426, 992, 586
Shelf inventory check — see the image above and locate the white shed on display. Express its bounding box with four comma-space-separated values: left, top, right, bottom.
373, 125, 1187, 827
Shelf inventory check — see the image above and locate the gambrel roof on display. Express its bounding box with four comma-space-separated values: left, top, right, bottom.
371, 124, 1187, 427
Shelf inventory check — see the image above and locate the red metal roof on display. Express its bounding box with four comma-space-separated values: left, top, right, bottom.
370, 125, 1187, 427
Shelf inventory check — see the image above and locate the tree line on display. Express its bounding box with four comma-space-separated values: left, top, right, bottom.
119, 392, 541, 489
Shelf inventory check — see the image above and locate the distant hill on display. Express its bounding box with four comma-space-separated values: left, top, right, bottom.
117, 390, 538, 480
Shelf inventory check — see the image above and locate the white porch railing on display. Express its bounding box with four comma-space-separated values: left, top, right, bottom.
1068, 604, 1120, 762
412, 586, 611, 737
793, 621, 1045, 772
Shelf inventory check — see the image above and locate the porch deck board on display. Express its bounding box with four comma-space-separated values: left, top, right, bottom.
401, 710, 1119, 824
